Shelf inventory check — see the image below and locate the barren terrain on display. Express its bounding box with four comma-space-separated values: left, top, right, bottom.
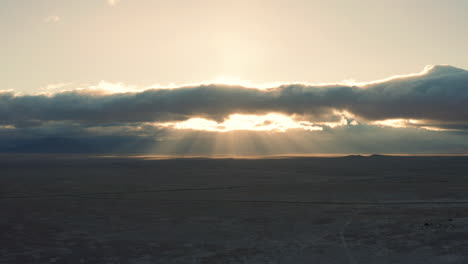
1, 155, 468, 263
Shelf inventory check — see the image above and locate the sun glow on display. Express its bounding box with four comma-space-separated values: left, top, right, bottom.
32, 65, 448, 96
372, 118, 457, 131
373, 119, 420, 128
158, 113, 323, 132
211, 76, 252, 87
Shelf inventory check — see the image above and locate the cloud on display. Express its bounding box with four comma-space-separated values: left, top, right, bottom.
44, 16, 60, 23
1, 65, 468, 131
2, 64, 468, 154
1, 122, 468, 154
349, 65, 468, 125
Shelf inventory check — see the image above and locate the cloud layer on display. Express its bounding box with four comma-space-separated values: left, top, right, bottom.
1, 65, 468, 129
2, 65, 468, 154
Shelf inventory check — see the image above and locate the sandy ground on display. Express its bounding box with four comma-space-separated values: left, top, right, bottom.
1, 155, 468, 263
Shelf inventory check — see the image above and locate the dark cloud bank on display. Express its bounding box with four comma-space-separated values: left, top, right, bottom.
1, 65, 468, 154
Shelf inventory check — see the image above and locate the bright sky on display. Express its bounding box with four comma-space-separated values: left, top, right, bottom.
2, 0, 468, 93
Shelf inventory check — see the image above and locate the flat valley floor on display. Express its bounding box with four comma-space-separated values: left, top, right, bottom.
1, 155, 468, 263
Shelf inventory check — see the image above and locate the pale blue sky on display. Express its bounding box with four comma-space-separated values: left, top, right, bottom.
2, 0, 468, 92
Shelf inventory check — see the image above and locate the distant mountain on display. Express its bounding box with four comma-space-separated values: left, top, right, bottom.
369, 154, 387, 158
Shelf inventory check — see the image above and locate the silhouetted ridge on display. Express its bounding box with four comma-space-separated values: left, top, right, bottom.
369, 154, 387, 158
345, 155, 366, 159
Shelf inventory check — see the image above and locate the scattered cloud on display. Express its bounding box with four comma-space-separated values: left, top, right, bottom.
107, 0, 120, 6
0, 125, 15, 130
44, 16, 60, 23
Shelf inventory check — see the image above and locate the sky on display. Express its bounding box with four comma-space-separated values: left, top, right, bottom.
3, 0, 468, 92
2, 0, 468, 155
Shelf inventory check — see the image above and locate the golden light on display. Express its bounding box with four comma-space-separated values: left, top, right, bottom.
211, 76, 252, 87
372, 119, 420, 128
157, 113, 323, 132
372, 118, 456, 131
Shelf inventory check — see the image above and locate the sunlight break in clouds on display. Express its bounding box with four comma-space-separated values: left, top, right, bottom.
372, 119, 459, 132
158, 114, 323, 132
